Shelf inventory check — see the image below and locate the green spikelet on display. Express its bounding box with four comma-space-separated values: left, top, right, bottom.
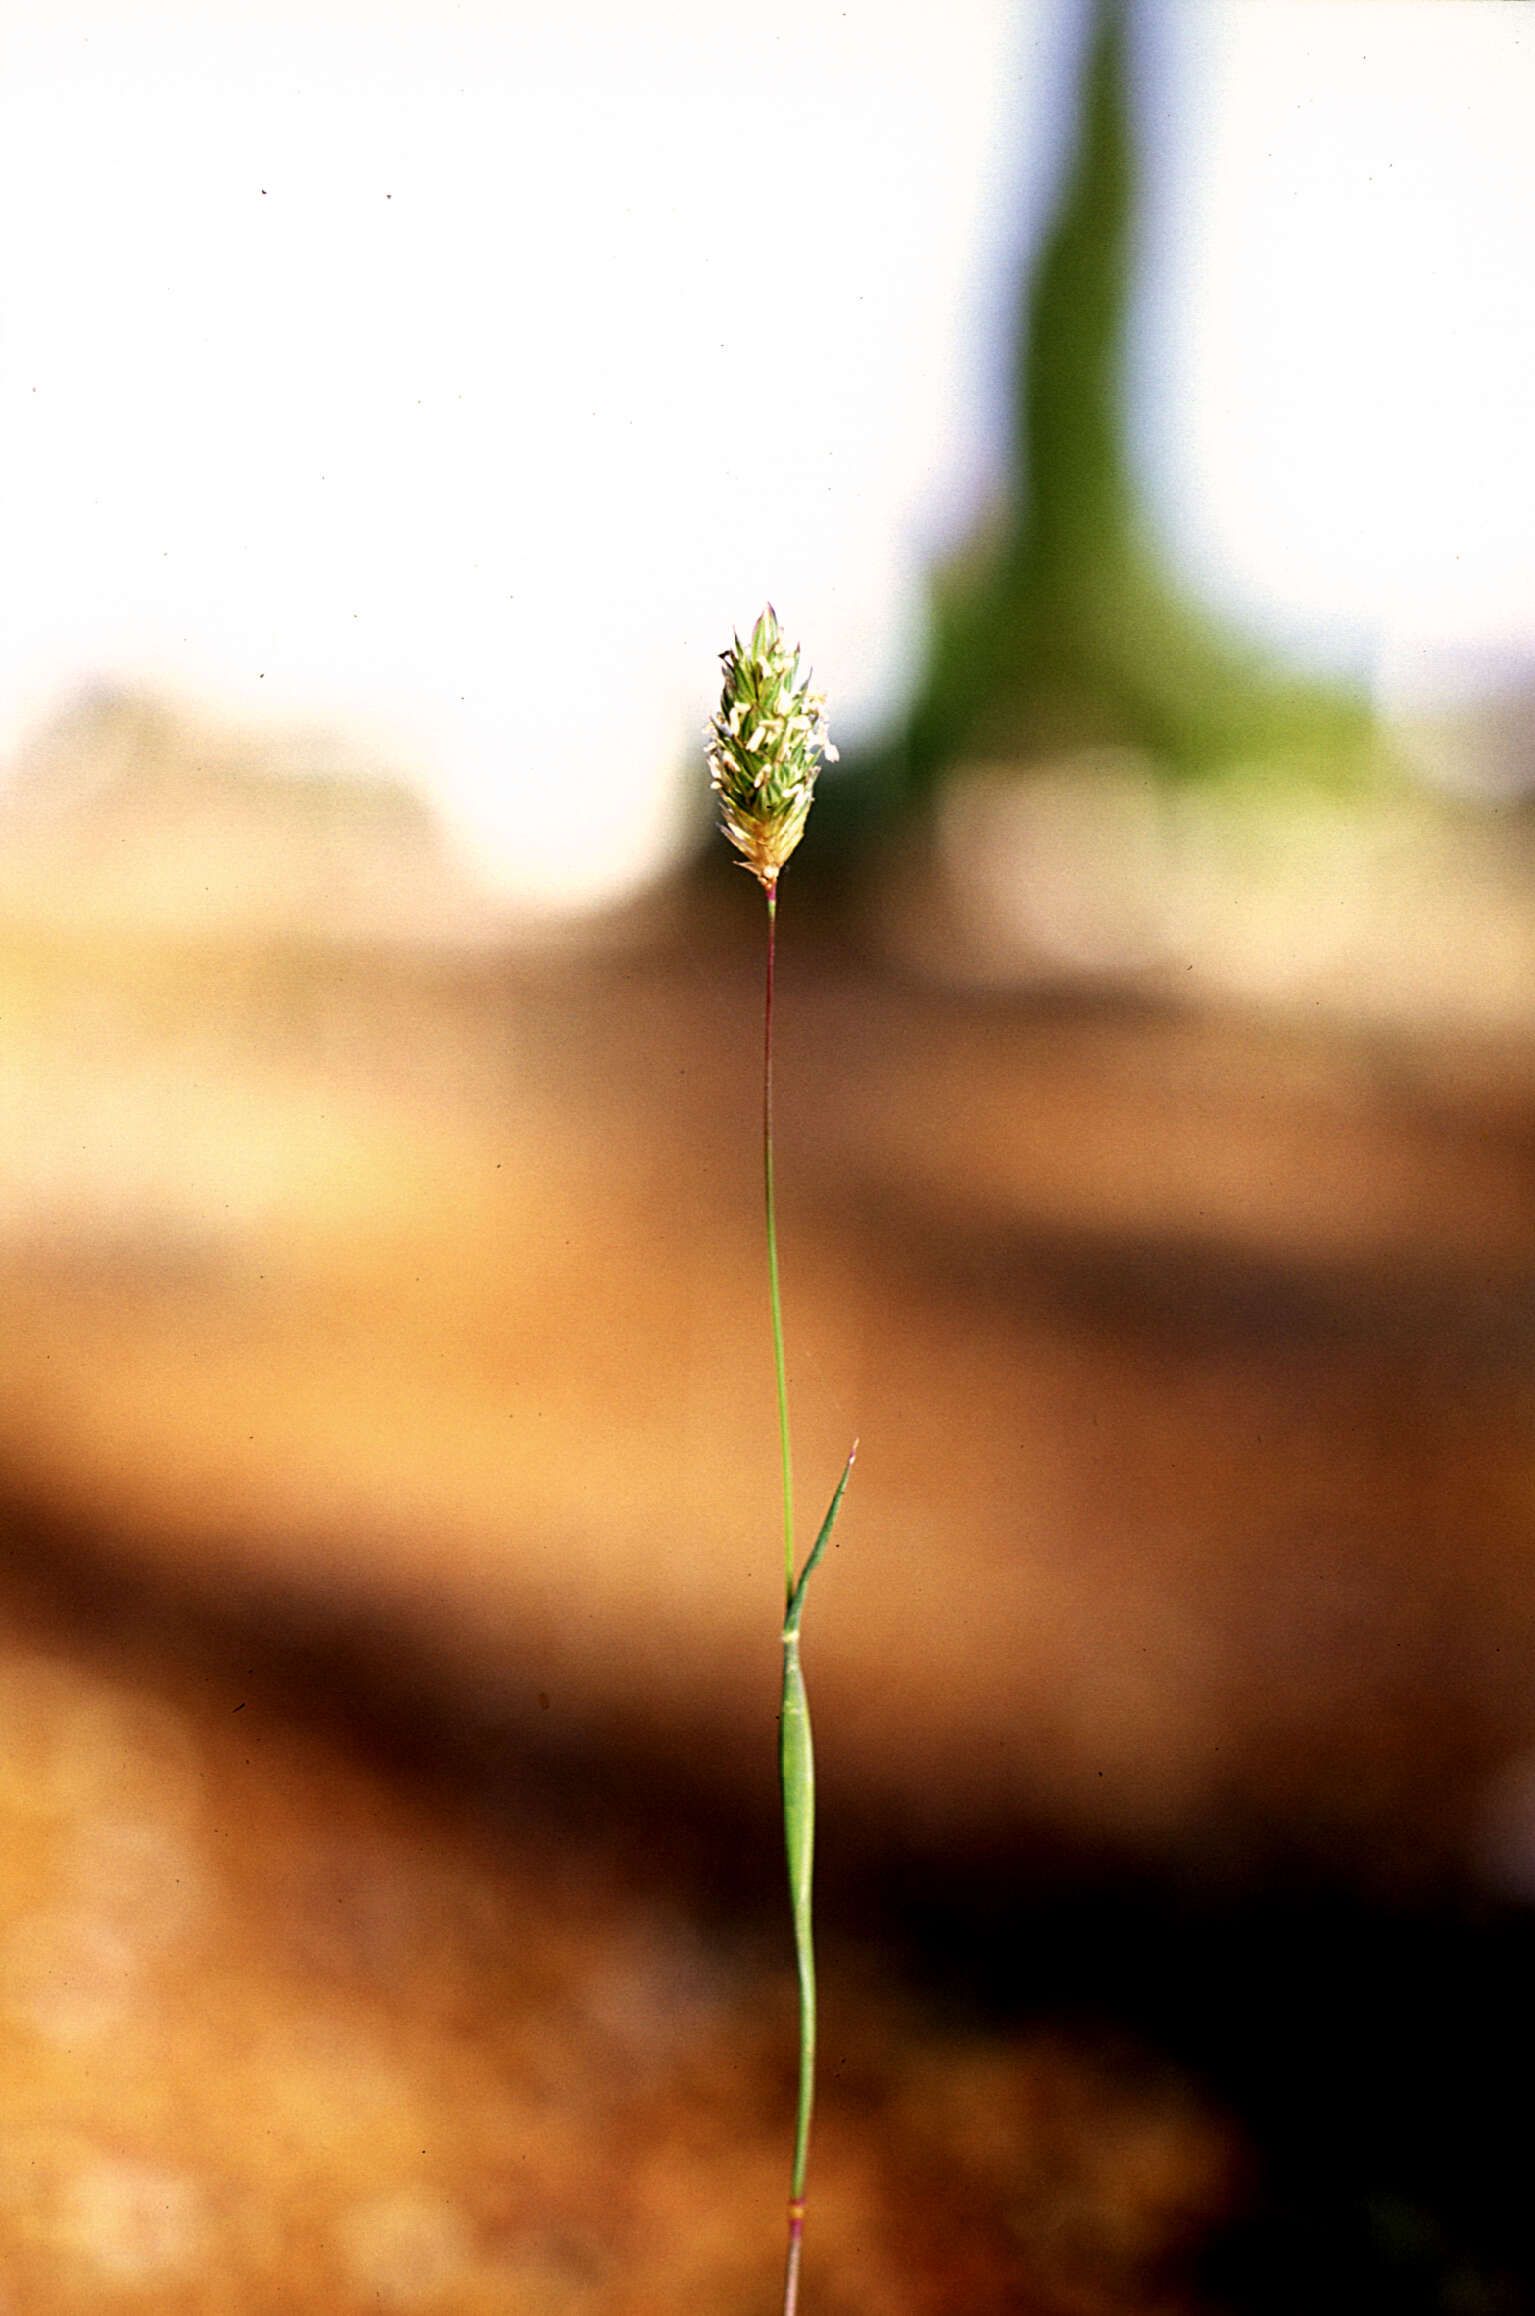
705, 606, 839, 890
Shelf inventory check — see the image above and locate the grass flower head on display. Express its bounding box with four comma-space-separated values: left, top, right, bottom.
705, 606, 838, 890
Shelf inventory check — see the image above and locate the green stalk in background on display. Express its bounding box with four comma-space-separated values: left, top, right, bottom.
705, 608, 855, 2316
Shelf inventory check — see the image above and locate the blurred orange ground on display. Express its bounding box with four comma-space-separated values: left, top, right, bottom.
4, 885, 1535, 1879
4, 803, 1535, 2303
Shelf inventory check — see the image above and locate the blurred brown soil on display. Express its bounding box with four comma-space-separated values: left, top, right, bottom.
4, 884, 1535, 1879
3, 869, 1535, 2304
0, 1523, 1243, 2314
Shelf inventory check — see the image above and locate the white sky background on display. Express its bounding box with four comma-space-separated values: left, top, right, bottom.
0, 0, 1031, 907
1139, 0, 1535, 698
2, 1, 1534, 910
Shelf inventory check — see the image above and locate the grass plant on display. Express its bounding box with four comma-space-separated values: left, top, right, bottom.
705, 609, 856, 2316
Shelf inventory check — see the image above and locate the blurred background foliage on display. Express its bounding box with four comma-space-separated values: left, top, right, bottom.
818, 0, 1380, 881
793, 0, 1535, 1035
880, 0, 1375, 806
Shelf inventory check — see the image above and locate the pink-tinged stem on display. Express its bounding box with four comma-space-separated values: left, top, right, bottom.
763, 880, 795, 1607
782, 2198, 806, 2316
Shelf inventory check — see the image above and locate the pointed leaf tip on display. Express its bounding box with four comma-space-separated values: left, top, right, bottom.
784, 1445, 857, 1634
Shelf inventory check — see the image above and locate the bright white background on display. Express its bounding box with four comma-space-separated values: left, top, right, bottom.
1140, 0, 1535, 698
2, 0, 1533, 908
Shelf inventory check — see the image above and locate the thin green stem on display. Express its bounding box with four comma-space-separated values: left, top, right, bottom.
763, 884, 857, 2316
778, 1446, 855, 2316
783, 1627, 816, 2212
763, 881, 795, 1607
766, 873, 806, 2316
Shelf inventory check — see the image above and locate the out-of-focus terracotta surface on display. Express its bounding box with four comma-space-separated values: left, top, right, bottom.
4, 889, 1535, 1882
6, 700, 1535, 2303
0, 1550, 1241, 2313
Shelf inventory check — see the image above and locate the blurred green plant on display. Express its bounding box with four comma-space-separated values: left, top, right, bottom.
705, 607, 855, 2316
818, 0, 1379, 871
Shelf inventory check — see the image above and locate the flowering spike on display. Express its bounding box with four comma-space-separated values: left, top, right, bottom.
705, 606, 838, 890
